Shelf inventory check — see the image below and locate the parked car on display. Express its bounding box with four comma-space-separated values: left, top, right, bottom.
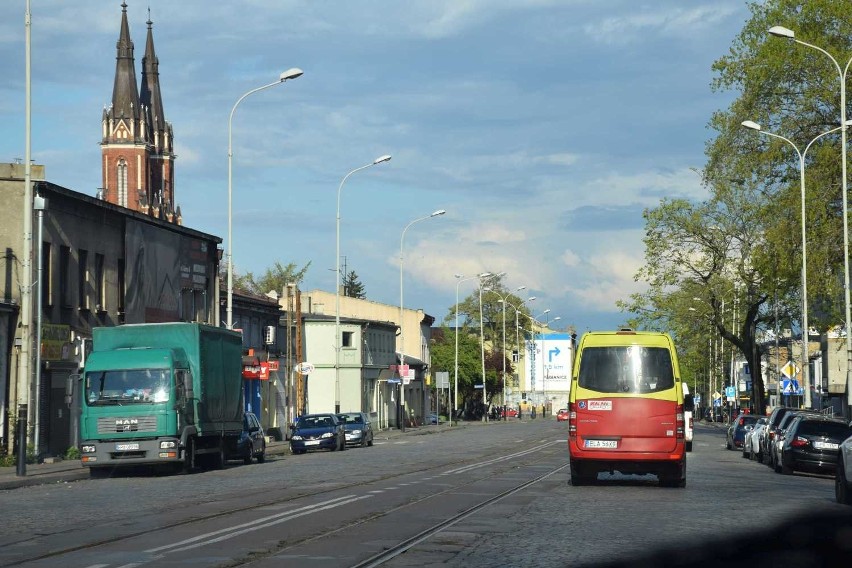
726, 414, 760, 450
337, 412, 374, 447
743, 416, 768, 460
759, 407, 800, 465
289, 413, 346, 454
837, 433, 852, 505
768, 410, 824, 471
778, 415, 852, 476
236, 411, 266, 464
501, 407, 518, 418
556, 408, 569, 422
705, 407, 726, 423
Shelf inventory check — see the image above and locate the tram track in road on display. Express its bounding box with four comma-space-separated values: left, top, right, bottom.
1, 432, 569, 568
349, 461, 571, 568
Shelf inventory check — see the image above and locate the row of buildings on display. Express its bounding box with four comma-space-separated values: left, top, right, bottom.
0, 3, 450, 459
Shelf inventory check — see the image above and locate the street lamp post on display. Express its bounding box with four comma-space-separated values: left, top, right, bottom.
521, 309, 550, 407
477, 273, 505, 420
454, 273, 491, 418
399, 209, 445, 429
742, 119, 847, 408
769, 25, 852, 415
226, 68, 303, 330
542, 313, 561, 415
334, 155, 391, 413
507, 296, 535, 411
488, 286, 527, 420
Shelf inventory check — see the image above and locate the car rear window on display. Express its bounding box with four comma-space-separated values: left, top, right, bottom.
797, 420, 852, 439
578, 345, 674, 394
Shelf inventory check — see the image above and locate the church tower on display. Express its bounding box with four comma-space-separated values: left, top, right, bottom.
100, 2, 179, 223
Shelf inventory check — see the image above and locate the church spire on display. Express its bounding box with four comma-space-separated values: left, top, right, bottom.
141, 11, 166, 147
110, 1, 141, 124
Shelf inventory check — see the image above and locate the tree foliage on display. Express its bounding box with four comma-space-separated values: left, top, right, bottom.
621, 0, 852, 413
231, 261, 311, 296
342, 270, 366, 299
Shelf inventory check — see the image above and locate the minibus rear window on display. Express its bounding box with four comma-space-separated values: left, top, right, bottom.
578, 346, 675, 394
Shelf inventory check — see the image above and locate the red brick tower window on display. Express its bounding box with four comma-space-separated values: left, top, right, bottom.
117, 158, 128, 207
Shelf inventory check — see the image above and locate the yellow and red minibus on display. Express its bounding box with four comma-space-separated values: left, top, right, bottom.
568, 329, 686, 487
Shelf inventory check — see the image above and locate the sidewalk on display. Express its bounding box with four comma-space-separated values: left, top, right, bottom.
0, 419, 476, 491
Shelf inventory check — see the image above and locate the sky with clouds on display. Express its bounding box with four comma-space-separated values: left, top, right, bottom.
0, 0, 752, 333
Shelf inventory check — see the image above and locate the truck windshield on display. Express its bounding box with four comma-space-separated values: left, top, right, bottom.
85, 369, 170, 405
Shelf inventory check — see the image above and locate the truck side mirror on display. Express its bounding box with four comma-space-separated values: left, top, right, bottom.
65, 373, 80, 406
179, 370, 194, 400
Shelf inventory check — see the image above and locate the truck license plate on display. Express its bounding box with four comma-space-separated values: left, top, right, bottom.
115, 443, 139, 451
585, 439, 618, 449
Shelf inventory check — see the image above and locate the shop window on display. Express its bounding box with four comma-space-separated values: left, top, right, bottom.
59, 245, 71, 308
95, 253, 105, 311
78, 249, 89, 310
41, 242, 52, 307
117, 258, 125, 318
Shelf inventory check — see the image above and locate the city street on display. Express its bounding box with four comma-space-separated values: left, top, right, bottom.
0, 419, 847, 567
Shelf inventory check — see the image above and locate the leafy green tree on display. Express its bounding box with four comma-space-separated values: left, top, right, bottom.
342, 270, 366, 299
430, 327, 485, 408
622, 0, 852, 414
231, 261, 311, 296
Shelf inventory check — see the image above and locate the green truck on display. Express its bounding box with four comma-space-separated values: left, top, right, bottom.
79, 322, 244, 475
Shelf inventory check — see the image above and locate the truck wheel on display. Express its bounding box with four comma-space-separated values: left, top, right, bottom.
184, 438, 197, 473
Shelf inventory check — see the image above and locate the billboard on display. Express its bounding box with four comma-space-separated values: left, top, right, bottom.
525, 332, 573, 393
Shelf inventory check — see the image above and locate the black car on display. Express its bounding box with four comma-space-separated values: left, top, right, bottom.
289, 413, 346, 454
759, 407, 798, 465
768, 409, 824, 471
337, 412, 374, 447
705, 407, 726, 423
779, 415, 852, 476
236, 411, 266, 464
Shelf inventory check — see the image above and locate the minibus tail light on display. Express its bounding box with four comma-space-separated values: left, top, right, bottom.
675, 404, 684, 439
568, 402, 577, 438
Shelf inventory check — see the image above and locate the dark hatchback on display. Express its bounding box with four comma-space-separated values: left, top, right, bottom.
726, 414, 760, 450
337, 412, 374, 447
236, 412, 266, 464
289, 413, 346, 454
779, 416, 852, 476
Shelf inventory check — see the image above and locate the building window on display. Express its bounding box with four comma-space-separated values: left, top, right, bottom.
41, 242, 52, 307
117, 258, 125, 316
95, 253, 105, 311
78, 249, 89, 310
342, 331, 353, 348
117, 158, 128, 207
59, 245, 71, 307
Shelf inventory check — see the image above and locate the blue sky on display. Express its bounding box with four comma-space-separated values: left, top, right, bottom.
0, 0, 751, 333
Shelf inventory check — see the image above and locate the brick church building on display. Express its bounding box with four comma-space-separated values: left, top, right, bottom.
101, 1, 179, 223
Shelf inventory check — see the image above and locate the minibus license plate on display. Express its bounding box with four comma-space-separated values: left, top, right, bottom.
115, 443, 139, 451
585, 439, 617, 449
